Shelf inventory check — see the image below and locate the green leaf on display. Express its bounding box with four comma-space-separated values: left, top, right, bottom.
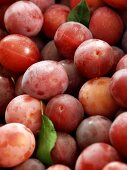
36, 115, 57, 165
67, 0, 90, 27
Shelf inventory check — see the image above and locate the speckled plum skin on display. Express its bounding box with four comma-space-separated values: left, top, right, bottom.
22, 60, 69, 100
0, 123, 35, 168
74, 39, 114, 78
4, 1, 43, 37
5, 94, 43, 135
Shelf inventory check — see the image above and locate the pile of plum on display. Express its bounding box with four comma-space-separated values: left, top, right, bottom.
0, 0, 127, 170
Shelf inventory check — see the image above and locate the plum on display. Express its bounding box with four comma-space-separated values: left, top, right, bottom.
4, 1, 43, 37
89, 7, 123, 45
22, 60, 69, 100
59, 59, 84, 95
54, 21, 93, 59
45, 94, 84, 133
51, 132, 78, 167
110, 112, 127, 159
15, 75, 24, 96
76, 115, 112, 150
79, 77, 119, 118
75, 143, 121, 170
74, 39, 114, 78
102, 161, 127, 170
41, 40, 63, 61
0, 34, 40, 73
12, 158, 45, 170
42, 4, 70, 39
0, 123, 35, 167
5, 94, 43, 135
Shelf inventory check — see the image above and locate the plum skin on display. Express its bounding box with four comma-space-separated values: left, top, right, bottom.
51, 132, 78, 167
79, 77, 119, 118
4, 1, 44, 37
22, 60, 69, 100
45, 94, 84, 133
89, 7, 123, 45
109, 112, 127, 159
54, 21, 93, 59
0, 123, 35, 168
75, 143, 121, 170
76, 115, 112, 150
5, 94, 43, 135
74, 39, 114, 78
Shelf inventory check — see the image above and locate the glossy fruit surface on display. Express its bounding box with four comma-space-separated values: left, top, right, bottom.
0, 34, 40, 73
